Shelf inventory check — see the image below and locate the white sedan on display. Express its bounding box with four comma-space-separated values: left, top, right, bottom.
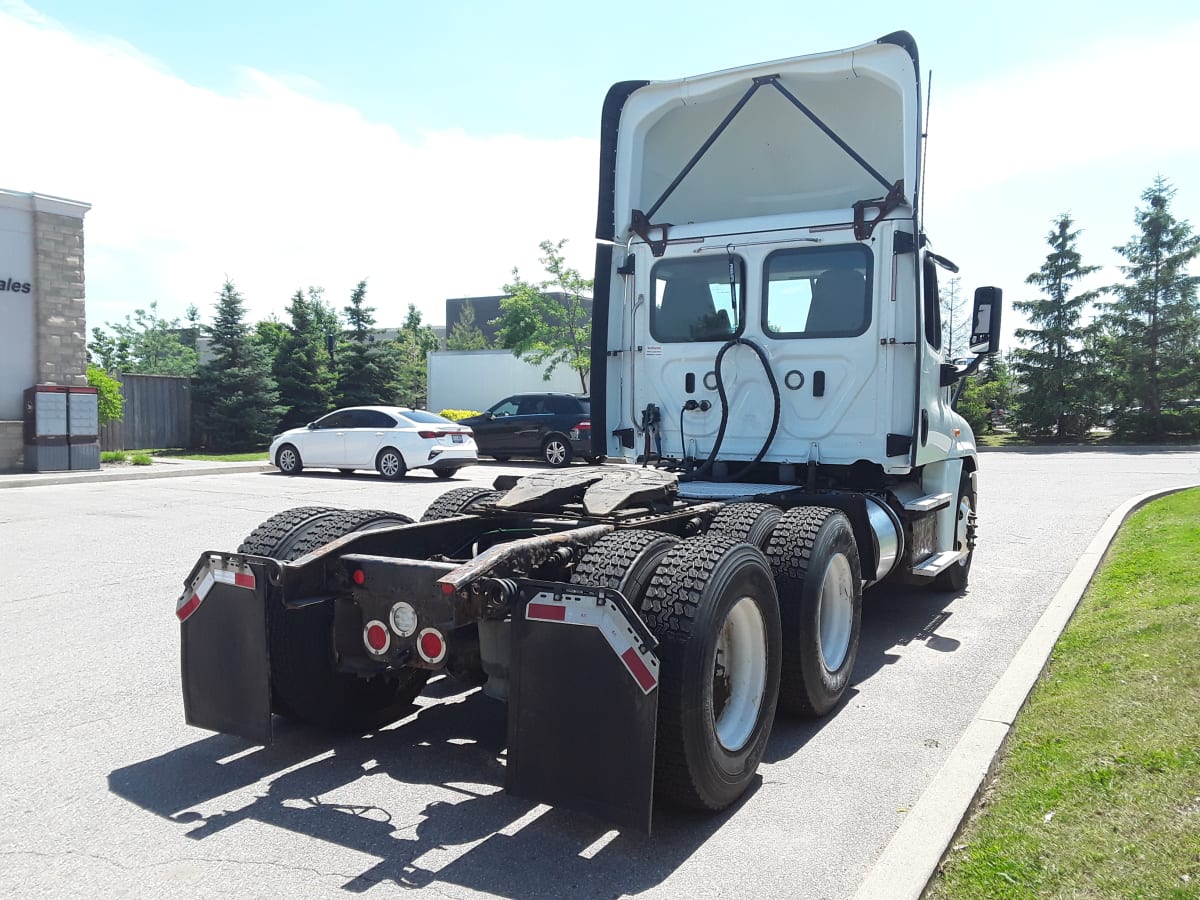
269, 406, 478, 480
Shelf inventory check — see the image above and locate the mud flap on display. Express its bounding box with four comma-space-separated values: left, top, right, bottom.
506, 580, 659, 833
178, 553, 276, 746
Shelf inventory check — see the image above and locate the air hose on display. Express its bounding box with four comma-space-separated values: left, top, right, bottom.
682, 336, 781, 482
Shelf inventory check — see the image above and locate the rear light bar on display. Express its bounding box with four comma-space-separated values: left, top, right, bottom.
419, 429, 473, 439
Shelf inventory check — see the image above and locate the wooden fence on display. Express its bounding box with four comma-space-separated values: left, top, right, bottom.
99, 374, 192, 451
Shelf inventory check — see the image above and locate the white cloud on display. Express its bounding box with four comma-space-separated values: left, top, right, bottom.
1, 5, 599, 330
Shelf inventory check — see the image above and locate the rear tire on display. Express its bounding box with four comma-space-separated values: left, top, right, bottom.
542, 436, 572, 468
932, 472, 976, 592
376, 447, 407, 480
708, 502, 783, 552
238, 507, 429, 731
640, 535, 781, 810
433, 467, 455, 480
570, 530, 680, 608
276, 444, 302, 475
420, 487, 503, 521
766, 507, 862, 717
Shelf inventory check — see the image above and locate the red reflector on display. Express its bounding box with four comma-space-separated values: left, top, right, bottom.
440, 581, 455, 595
420, 630, 444, 660
621, 647, 657, 692
352, 569, 366, 585
234, 572, 255, 589
527, 602, 566, 622
177, 593, 201, 622
365, 623, 389, 652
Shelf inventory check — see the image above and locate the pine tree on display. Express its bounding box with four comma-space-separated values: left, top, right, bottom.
1011, 215, 1101, 438
192, 280, 284, 451
940, 277, 970, 360
273, 288, 335, 429
446, 301, 489, 350
1101, 177, 1200, 439
336, 279, 399, 407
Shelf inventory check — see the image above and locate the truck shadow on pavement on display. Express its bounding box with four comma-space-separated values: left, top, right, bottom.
109, 686, 749, 897
108, 583, 960, 896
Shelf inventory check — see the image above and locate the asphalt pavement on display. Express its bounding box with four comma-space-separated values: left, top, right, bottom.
1, 448, 1197, 899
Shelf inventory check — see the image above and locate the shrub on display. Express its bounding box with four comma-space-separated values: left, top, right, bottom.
130, 453, 153, 466
100, 451, 128, 464
438, 408, 483, 422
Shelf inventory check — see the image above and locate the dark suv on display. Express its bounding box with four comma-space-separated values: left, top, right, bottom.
463, 394, 601, 467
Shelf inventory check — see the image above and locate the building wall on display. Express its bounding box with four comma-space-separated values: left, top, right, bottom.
0, 190, 90, 472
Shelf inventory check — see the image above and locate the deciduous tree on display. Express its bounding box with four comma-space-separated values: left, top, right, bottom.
494, 239, 592, 392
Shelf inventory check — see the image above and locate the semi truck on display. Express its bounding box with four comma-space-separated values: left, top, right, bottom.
176, 31, 1001, 832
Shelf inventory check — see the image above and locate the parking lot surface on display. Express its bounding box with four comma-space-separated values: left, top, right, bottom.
1, 449, 1198, 899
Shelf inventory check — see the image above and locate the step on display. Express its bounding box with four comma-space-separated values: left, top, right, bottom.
902, 492, 953, 513
910, 549, 969, 578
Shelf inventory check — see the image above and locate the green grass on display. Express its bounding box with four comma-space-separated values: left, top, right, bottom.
130, 453, 153, 466
100, 450, 128, 464
149, 449, 269, 462
929, 488, 1200, 899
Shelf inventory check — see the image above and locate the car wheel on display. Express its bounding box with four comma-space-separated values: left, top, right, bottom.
433, 467, 455, 480
276, 443, 303, 475
585, 455, 607, 465
376, 447, 407, 481
338, 468, 355, 475
542, 436, 572, 468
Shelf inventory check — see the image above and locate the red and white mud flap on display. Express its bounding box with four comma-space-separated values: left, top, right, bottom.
177, 552, 276, 746
506, 580, 660, 834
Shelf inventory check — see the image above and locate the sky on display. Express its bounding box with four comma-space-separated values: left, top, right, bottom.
3, 0, 1198, 348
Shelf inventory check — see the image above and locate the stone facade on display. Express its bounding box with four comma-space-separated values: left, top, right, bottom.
34, 211, 89, 388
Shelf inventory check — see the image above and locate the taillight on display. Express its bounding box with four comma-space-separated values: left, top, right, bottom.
575, 420, 591, 432
418, 430, 440, 439
417, 628, 447, 664
363, 620, 391, 655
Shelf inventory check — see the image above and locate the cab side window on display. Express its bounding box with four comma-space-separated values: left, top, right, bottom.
490, 398, 520, 417
923, 255, 942, 350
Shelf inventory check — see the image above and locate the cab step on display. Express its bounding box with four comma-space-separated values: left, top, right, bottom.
902, 492, 953, 513
910, 549, 968, 578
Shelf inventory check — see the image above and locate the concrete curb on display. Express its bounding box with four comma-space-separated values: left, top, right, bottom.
0, 461, 273, 488
852, 481, 1200, 900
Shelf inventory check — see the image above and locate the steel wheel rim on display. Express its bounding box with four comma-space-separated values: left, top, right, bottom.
380, 452, 401, 477
712, 595, 767, 751
953, 495, 972, 566
818, 553, 854, 672
279, 448, 295, 471
545, 441, 567, 465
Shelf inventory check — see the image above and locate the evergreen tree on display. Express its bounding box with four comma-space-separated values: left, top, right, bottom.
494, 239, 592, 392
192, 280, 284, 451
392, 303, 441, 407
1101, 177, 1200, 439
336, 279, 399, 407
274, 288, 335, 429
446, 301, 489, 350
1011, 215, 1100, 438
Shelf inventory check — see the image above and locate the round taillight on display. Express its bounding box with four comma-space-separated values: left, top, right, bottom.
389, 601, 418, 637
417, 628, 447, 664
363, 620, 390, 654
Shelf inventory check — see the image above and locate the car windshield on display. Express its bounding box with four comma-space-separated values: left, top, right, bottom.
397, 410, 453, 425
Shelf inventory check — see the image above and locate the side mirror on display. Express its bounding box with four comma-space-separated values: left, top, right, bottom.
969, 287, 1003, 355
306, 422, 316, 429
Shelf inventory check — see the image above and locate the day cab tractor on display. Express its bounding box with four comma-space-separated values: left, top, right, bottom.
176, 32, 1002, 832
